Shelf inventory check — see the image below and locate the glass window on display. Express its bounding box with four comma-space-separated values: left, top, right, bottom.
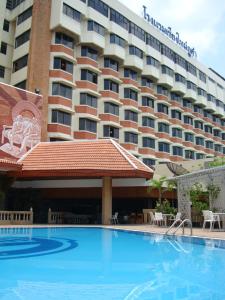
63, 3, 81, 22
79, 118, 97, 133
187, 81, 197, 91
175, 73, 186, 84
194, 120, 203, 130
124, 132, 138, 144
174, 54, 186, 69
55, 32, 74, 49
87, 20, 105, 36
172, 128, 182, 138
110, 34, 125, 48
171, 110, 181, 120
0, 42, 7, 54
104, 57, 118, 71
146, 56, 160, 68
3, 20, 9, 32
15, 30, 30, 48
185, 150, 195, 159
204, 125, 213, 134
142, 137, 155, 148
53, 57, 73, 74
141, 77, 153, 88
205, 141, 213, 149
158, 142, 170, 153
198, 88, 207, 97
125, 110, 138, 122
183, 115, 193, 125
195, 137, 204, 146
52, 82, 72, 99
186, 62, 197, 76
0, 66, 5, 78
6, 0, 25, 9
196, 153, 205, 160
161, 44, 174, 61
103, 125, 119, 138
194, 105, 203, 114
173, 146, 183, 156
157, 103, 168, 114
124, 88, 138, 101
157, 85, 168, 96
170, 92, 182, 104
13, 54, 28, 72
199, 70, 206, 83
214, 144, 222, 152
142, 117, 154, 128
104, 79, 119, 93
129, 45, 143, 59
124, 68, 137, 81
14, 80, 26, 90
142, 96, 154, 108
80, 93, 97, 108
52, 109, 71, 126
110, 8, 129, 31
213, 129, 221, 137
158, 122, 169, 133
88, 0, 109, 17
146, 34, 161, 51
129, 22, 145, 41
81, 46, 98, 61
161, 65, 174, 77
143, 158, 156, 167
183, 99, 193, 109
184, 132, 194, 142
17, 6, 32, 25
81, 69, 98, 84
104, 102, 119, 115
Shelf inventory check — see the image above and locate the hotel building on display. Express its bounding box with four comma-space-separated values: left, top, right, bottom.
1, 0, 225, 167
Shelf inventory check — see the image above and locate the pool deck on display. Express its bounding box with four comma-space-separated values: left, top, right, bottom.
1, 224, 225, 240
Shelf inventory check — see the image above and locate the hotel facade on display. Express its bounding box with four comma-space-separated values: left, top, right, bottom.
1, 0, 225, 167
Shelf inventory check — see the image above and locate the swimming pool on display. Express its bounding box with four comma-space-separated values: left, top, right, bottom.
0, 227, 225, 300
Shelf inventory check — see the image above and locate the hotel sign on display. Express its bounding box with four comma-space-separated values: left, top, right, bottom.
143, 5, 197, 58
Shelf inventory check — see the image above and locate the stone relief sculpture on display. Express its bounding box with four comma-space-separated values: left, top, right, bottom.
0, 101, 41, 158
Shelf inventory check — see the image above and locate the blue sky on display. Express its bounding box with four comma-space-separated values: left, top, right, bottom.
119, 0, 225, 78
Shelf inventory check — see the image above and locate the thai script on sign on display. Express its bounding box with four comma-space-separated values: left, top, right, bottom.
143, 5, 197, 58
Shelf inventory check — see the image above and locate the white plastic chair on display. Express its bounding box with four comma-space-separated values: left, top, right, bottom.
111, 212, 119, 224
169, 212, 182, 222
148, 211, 155, 225
202, 210, 220, 231
154, 212, 164, 226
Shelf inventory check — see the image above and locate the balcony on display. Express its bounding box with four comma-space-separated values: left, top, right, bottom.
80, 29, 105, 49
158, 74, 174, 89
184, 89, 197, 102
172, 82, 186, 95
124, 55, 143, 71
104, 43, 126, 61
195, 95, 207, 107
142, 65, 160, 81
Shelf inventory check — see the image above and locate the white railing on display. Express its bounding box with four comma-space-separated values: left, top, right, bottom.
0, 208, 33, 225
48, 208, 64, 224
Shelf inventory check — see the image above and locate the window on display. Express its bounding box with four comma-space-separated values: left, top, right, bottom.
207, 94, 215, 102
196, 153, 205, 160
129, 22, 145, 41
80, 93, 97, 108
183, 99, 193, 109
15, 30, 30, 48
110, 8, 129, 31
185, 150, 195, 159
88, 0, 108, 17
79, 118, 97, 132
161, 65, 174, 77
158, 142, 170, 153
170, 92, 182, 104
142, 96, 154, 108
142, 117, 154, 128
125, 110, 138, 122
173, 146, 183, 156
81, 69, 98, 84
194, 120, 203, 130
141, 77, 153, 88
104, 57, 118, 71
216, 99, 223, 108
88, 20, 105, 36
55, 32, 74, 49
171, 110, 181, 120
146, 56, 160, 68
157, 85, 168, 96
124, 132, 138, 144
223, 147, 225, 155
197, 88, 207, 97
63, 3, 81, 22
129, 45, 143, 59
0, 66, 5, 78
213, 129, 221, 138
103, 125, 119, 138
174, 54, 186, 69
195, 137, 204, 146
184, 132, 194, 142
81, 46, 98, 61
215, 144, 222, 152
17, 6, 32, 25
183, 115, 193, 125
204, 110, 212, 120
104, 79, 119, 93
143, 158, 156, 166
52, 82, 72, 99
110, 34, 125, 48
13, 54, 28, 72
53, 57, 73, 74
158, 122, 169, 133
143, 137, 155, 148
104, 102, 119, 115
157, 103, 168, 114
14, 80, 26, 90
187, 81, 197, 91
194, 105, 203, 114
52, 110, 71, 126
124, 68, 137, 81
172, 128, 182, 138
124, 88, 138, 101
205, 125, 213, 134
205, 141, 213, 149
146, 34, 161, 51
199, 70, 206, 83
3, 20, 9, 32
175, 73, 186, 84
222, 133, 225, 141
0, 42, 7, 54
161, 44, 174, 61
186, 62, 197, 76
6, 0, 25, 10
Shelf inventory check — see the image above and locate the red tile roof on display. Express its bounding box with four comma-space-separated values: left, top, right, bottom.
0, 159, 22, 171
16, 139, 153, 179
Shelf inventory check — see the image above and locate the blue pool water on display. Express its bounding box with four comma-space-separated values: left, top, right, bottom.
0, 227, 225, 300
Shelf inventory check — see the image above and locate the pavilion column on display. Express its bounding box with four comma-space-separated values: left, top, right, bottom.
102, 177, 112, 225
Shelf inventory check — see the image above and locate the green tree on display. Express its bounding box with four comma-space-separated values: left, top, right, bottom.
149, 176, 176, 204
